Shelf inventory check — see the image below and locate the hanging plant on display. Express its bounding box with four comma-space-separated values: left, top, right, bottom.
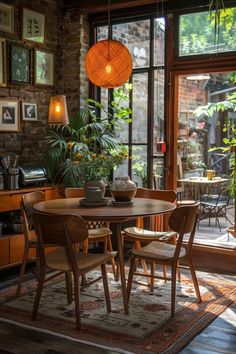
209, 0, 225, 46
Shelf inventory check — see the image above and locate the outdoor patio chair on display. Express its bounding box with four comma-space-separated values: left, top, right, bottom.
31, 211, 116, 329
65, 188, 116, 281
127, 203, 202, 318
199, 192, 231, 232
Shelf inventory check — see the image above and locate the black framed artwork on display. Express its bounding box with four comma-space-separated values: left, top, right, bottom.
10, 44, 30, 84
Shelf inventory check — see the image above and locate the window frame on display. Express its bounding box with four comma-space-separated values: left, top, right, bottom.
89, 13, 167, 188
175, 5, 236, 61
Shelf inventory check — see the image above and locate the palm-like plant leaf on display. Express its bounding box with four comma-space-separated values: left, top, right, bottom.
43, 84, 132, 186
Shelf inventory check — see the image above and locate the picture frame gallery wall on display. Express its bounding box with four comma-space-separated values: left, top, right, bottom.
0, 2, 55, 132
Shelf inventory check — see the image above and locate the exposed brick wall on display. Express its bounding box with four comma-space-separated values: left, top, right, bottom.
58, 3, 89, 115
0, 0, 89, 165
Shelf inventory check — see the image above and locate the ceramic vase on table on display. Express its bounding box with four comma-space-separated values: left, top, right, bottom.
84, 179, 106, 200
110, 176, 137, 202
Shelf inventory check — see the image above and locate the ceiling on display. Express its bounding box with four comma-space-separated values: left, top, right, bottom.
63, 0, 214, 15
63, 0, 173, 14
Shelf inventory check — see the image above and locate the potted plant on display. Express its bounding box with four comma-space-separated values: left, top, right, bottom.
43, 84, 132, 188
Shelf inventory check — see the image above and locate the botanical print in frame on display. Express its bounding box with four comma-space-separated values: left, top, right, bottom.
10, 44, 30, 84
35, 49, 54, 86
22, 8, 45, 44
0, 3, 14, 33
0, 37, 6, 87
22, 102, 37, 121
0, 99, 19, 132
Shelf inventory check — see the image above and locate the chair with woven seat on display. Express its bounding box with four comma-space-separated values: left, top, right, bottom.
32, 211, 116, 329
65, 188, 116, 280
120, 188, 177, 289
16, 191, 45, 295
127, 203, 201, 317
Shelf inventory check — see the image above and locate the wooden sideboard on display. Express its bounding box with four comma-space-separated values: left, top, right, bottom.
0, 185, 63, 270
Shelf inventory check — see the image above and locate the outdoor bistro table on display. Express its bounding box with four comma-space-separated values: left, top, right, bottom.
178, 176, 229, 201
34, 197, 176, 315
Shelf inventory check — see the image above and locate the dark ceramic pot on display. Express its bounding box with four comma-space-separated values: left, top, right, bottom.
84, 179, 106, 199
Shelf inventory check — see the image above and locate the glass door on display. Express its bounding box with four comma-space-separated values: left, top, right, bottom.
177, 70, 236, 248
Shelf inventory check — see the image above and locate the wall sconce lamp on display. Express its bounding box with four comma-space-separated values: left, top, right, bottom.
48, 95, 69, 125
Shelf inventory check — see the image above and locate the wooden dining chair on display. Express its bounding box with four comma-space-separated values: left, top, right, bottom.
127, 203, 202, 317
32, 211, 116, 330
16, 191, 45, 295
64, 188, 116, 280
119, 188, 177, 289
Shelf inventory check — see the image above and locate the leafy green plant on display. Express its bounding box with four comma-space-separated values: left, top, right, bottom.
133, 160, 147, 187
186, 157, 206, 171
43, 84, 132, 187
61, 147, 128, 187
193, 85, 236, 229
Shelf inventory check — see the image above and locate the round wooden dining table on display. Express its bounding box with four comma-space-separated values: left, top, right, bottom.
34, 197, 176, 315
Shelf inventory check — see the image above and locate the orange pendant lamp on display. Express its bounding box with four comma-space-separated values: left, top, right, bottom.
85, 39, 133, 88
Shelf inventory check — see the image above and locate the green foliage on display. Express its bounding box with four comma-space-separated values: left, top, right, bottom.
43, 84, 132, 187
61, 148, 128, 185
132, 146, 147, 187
193, 85, 236, 198
179, 5, 236, 55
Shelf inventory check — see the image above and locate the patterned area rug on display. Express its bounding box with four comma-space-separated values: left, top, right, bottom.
0, 271, 235, 354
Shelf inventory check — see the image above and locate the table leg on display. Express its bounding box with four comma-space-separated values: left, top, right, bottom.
115, 222, 129, 315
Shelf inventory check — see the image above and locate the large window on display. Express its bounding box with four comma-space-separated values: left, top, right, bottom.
177, 71, 236, 248
179, 7, 236, 56
94, 16, 166, 188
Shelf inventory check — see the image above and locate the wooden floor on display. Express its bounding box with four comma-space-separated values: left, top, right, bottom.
180, 304, 236, 354
0, 319, 123, 354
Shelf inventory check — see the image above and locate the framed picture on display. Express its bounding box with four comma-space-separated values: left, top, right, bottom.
10, 44, 30, 84
0, 3, 14, 33
0, 99, 19, 132
22, 8, 45, 44
34, 49, 54, 86
22, 102, 37, 121
0, 38, 6, 87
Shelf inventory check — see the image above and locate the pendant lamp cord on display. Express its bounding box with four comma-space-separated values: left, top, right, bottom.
108, 0, 111, 59
108, 0, 111, 38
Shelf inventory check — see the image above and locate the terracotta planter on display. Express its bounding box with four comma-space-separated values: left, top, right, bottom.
227, 226, 236, 238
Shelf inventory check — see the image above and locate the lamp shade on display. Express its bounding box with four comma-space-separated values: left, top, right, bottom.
85, 39, 133, 88
48, 95, 69, 125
